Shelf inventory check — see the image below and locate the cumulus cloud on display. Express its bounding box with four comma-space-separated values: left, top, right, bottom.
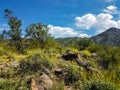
78, 34, 90, 38
75, 13, 120, 34
103, 5, 118, 14
75, 14, 96, 29
48, 24, 89, 38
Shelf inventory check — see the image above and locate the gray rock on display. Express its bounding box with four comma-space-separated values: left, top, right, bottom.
37, 74, 53, 90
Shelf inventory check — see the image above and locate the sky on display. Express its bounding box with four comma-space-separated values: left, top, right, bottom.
0, 0, 120, 38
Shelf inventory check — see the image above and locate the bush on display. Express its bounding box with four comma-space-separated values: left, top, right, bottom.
0, 81, 17, 90
51, 81, 66, 90
87, 44, 103, 53
63, 62, 81, 84
64, 47, 79, 53
27, 53, 53, 69
0, 49, 7, 56
18, 59, 42, 74
0, 80, 29, 90
97, 47, 120, 69
76, 38, 93, 50
0, 69, 15, 79
18, 53, 52, 75
84, 81, 116, 90
80, 50, 91, 58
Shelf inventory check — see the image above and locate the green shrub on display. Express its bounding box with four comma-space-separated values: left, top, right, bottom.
0, 49, 7, 55
84, 81, 116, 90
64, 62, 81, 84
64, 47, 79, 53
87, 44, 103, 53
0, 81, 17, 90
51, 81, 66, 90
76, 38, 93, 50
27, 53, 53, 70
18, 53, 52, 75
18, 59, 42, 74
0, 68, 15, 79
80, 50, 91, 58
0, 79, 29, 90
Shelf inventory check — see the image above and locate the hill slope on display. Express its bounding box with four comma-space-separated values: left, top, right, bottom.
91, 27, 120, 46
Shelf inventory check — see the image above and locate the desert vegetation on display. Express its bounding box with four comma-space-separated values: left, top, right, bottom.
0, 9, 120, 90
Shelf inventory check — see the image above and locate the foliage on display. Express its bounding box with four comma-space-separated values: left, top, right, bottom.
63, 62, 81, 84
0, 9, 120, 90
51, 81, 66, 90
64, 47, 79, 53
97, 46, 120, 69
87, 44, 104, 53
0, 81, 17, 90
0, 80, 29, 90
18, 59, 41, 75
25, 23, 54, 49
80, 50, 91, 58
0, 49, 7, 56
18, 53, 52, 75
84, 80, 116, 90
76, 38, 93, 50
55, 37, 80, 47
4, 9, 26, 54
0, 68, 15, 79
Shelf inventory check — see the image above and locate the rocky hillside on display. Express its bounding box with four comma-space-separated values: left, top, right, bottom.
91, 27, 120, 46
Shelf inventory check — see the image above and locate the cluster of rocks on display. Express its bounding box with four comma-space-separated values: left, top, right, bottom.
61, 51, 100, 73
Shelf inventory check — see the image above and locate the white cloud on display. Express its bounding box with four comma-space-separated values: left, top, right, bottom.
78, 34, 90, 38
48, 25, 77, 38
48, 24, 89, 38
75, 14, 96, 29
75, 13, 120, 34
95, 13, 119, 33
103, 5, 118, 14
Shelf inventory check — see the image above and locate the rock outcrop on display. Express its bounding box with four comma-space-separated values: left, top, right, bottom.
37, 74, 53, 90
62, 52, 100, 73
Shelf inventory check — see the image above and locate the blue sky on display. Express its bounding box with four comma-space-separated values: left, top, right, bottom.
0, 0, 120, 38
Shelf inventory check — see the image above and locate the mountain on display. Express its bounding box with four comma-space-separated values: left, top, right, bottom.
91, 27, 120, 46
55, 37, 81, 46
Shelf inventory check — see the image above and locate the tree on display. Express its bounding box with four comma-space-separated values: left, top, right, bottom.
4, 9, 25, 54
97, 46, 120, 69
25, 23, 53, 49
76, 38, 93, 50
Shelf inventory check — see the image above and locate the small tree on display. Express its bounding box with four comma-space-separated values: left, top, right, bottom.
25, 23, 53, 49
4, 9, 25, 54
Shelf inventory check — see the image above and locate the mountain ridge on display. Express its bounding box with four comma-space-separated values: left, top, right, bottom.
56, 27, 120, 46
91, 27, 120, 46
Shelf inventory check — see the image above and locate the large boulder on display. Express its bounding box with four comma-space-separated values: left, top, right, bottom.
37, 74, 53, 90
30, 78, 44, 90
62, 52, 78, 60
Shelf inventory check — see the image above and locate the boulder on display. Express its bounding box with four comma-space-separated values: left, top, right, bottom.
54, 68, 64, 77
62, 52, 78, 60
37, 74, 53, 90
30, 78, 44, 90
31, 78, 39, 90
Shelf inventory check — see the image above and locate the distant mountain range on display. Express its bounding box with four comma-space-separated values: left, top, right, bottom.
56, 27, 120, 46
91, 27, 120, 46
